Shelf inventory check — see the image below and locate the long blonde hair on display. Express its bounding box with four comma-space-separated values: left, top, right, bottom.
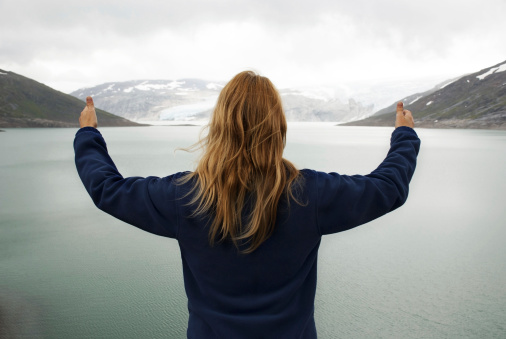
180, 71, 302, 253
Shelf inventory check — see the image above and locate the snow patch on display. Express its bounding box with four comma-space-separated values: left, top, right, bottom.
135, 80, 184, 91
0, 71, 7, 75
104, 84, 115, 91
124, 87, 134, 93
440, 79, 457, 89
476, 63, 506, 80
160, 96, 218, 120
282, 91, 329, 102
409, 96, 422, 105
426, 101, 433, 106
94, 84, 116, 96
177, 87, 197, 92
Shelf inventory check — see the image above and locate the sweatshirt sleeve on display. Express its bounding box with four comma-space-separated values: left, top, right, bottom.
316, 126, 420, 235
73, 127, 179, 238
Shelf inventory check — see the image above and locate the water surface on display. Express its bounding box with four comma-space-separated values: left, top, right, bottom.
1, 125, 505, 338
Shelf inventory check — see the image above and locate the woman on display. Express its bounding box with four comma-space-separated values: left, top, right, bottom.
75, 71, 420, 338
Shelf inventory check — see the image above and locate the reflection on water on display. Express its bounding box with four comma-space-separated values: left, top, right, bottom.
1, 126, 505, 338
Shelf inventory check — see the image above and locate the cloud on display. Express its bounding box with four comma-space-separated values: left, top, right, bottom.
1, 0, 505, 92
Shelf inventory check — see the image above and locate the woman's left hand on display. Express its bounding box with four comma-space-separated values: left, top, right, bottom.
79, 96, 98, 128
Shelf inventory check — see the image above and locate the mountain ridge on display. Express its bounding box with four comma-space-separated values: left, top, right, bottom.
0, 70, 140, 128
344, 60, 506, 129
71, 79, 374, 122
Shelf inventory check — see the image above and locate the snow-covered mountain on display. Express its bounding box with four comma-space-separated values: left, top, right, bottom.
71, 79, 223, 122
71, 79, 375, 122
346, 60, 506, 129
0, 69, 137, 128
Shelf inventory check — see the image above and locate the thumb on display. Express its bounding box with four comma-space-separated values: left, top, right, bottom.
396, 102, 404, 115
86, 96, 94, 108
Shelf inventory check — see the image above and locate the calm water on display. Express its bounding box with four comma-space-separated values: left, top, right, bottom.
1, 125, 505, 338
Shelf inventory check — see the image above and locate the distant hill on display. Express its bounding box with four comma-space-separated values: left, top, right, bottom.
344, 60, 506, 129
71, 79, 374, 122
0, 69, 140, 128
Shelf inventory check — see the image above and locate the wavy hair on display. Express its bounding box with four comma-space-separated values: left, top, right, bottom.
180, 71, 302, 253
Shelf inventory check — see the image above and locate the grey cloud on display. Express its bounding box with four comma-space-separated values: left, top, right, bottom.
1, 0, 505, 82
1, 0, 338, 34
332, 0, 506, 53
3, 0, 505, 42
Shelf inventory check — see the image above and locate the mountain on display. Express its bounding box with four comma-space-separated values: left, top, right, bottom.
0, 69, 139, 128
71, 80, 374, 122
344, 60, 506, 129
71, 79, 223, 121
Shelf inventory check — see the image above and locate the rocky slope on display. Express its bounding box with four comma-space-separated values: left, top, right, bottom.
344, 60, 506, 129
0, 70, 139, 128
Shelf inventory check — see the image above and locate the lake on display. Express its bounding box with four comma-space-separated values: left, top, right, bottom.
1, 125, 505, 338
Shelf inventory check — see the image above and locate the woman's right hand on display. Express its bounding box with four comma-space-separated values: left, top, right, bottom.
395, 102, 414, 129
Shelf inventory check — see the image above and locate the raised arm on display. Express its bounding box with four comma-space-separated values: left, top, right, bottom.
74, 98, 179, 238
317, 102, 420, 235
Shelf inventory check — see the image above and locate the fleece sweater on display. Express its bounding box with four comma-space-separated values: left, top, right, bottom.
74, 126, 420, 338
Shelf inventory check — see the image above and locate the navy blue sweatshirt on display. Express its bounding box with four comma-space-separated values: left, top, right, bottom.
74, 126, 420, 338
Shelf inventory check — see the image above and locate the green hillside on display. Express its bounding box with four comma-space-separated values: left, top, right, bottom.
0, 69, 139, 127
344, 60, 506, 129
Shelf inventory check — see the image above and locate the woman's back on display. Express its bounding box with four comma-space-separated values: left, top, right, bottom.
177, 170, 321, 338
75, 71, 420, 338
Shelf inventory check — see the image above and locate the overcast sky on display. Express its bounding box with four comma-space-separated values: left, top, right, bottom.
1, 0, 505, 93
